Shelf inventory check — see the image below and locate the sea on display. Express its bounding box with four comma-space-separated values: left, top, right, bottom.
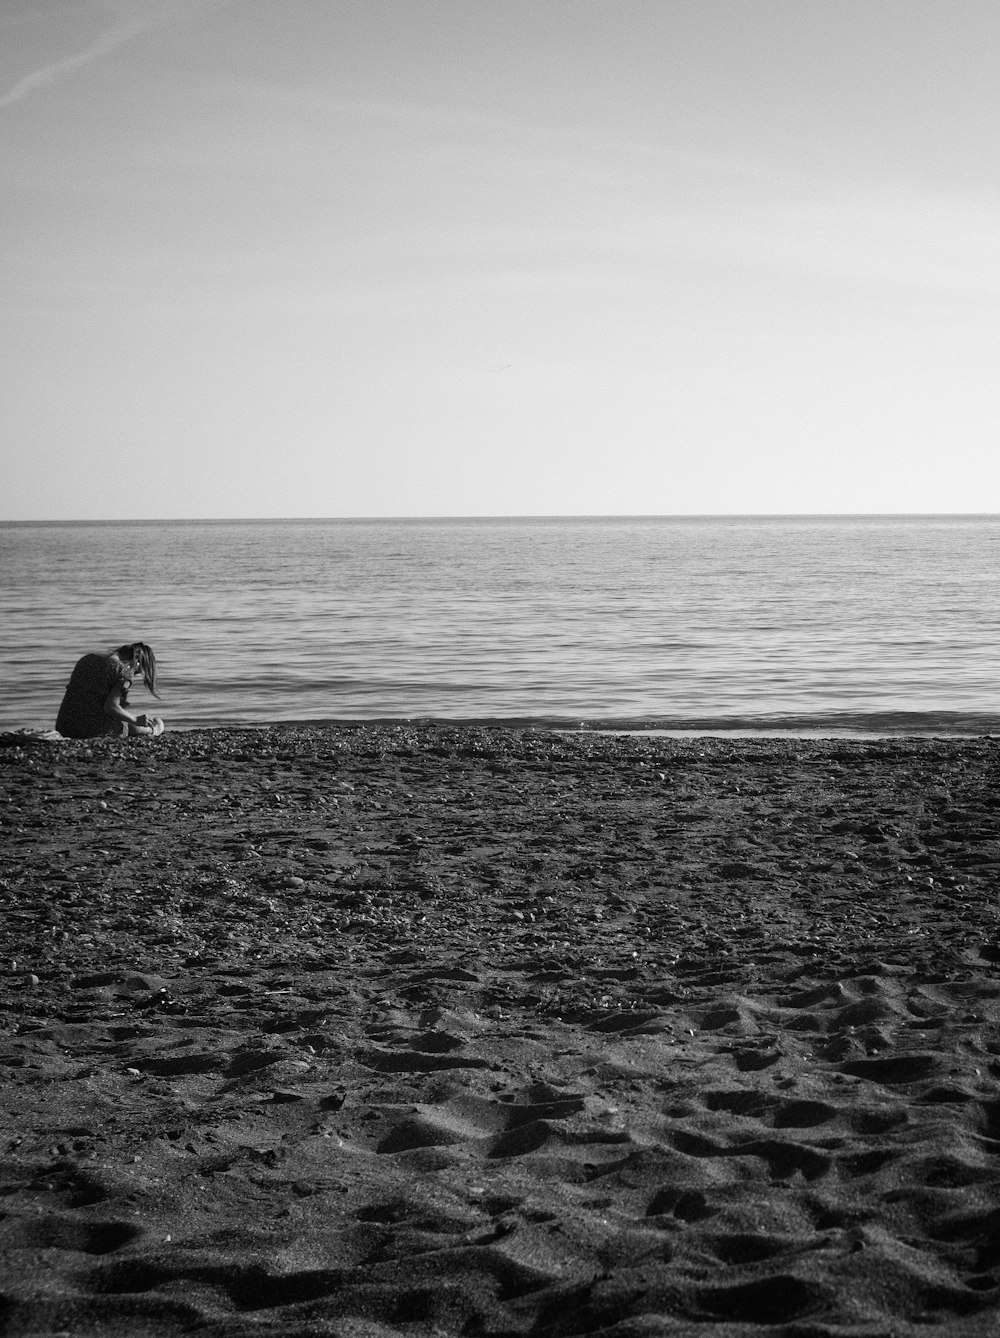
1, 515, 998, 735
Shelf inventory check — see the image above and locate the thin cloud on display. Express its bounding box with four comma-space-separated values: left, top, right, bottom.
0, 11, 145, 110
0, 0, 237, 111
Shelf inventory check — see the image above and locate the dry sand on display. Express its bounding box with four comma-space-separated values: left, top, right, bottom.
1, 725, 999, 1337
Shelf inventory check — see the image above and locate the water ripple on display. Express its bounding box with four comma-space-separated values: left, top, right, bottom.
2, 515, 998, 732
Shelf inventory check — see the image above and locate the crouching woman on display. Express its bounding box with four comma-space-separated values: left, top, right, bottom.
56, 642, 164, 738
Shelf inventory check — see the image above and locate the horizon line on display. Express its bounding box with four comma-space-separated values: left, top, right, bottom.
2, 510, 999, 526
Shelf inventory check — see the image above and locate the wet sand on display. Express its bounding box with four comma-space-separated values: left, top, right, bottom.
1, 725, 999, 1336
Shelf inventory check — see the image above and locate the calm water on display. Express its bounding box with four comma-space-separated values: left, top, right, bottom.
1, 516, 998, 733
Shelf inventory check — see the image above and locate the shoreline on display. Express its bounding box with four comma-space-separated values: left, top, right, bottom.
2, 726, 1000, 1334
6, 711, 1000, 746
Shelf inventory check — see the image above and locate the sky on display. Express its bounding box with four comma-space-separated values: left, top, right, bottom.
1, 0, 998, 520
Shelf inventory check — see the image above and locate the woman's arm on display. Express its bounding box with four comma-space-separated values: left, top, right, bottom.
104, 686, 162, 736
104, 685, 139, 725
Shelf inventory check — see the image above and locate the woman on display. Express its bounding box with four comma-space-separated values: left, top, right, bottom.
56, 642, 164, 738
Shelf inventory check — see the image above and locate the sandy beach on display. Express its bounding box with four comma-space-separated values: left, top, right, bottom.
1, 725, 999, 1336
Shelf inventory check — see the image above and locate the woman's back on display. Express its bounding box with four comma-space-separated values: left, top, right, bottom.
56, 652, 130, 738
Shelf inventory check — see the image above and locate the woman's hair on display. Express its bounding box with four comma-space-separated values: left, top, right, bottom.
116, 642, 159, 698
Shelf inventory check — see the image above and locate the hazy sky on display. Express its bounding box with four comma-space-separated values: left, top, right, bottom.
2, 0, 998, 519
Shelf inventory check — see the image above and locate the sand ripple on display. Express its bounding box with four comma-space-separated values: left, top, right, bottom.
1, 726, 999, 1334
